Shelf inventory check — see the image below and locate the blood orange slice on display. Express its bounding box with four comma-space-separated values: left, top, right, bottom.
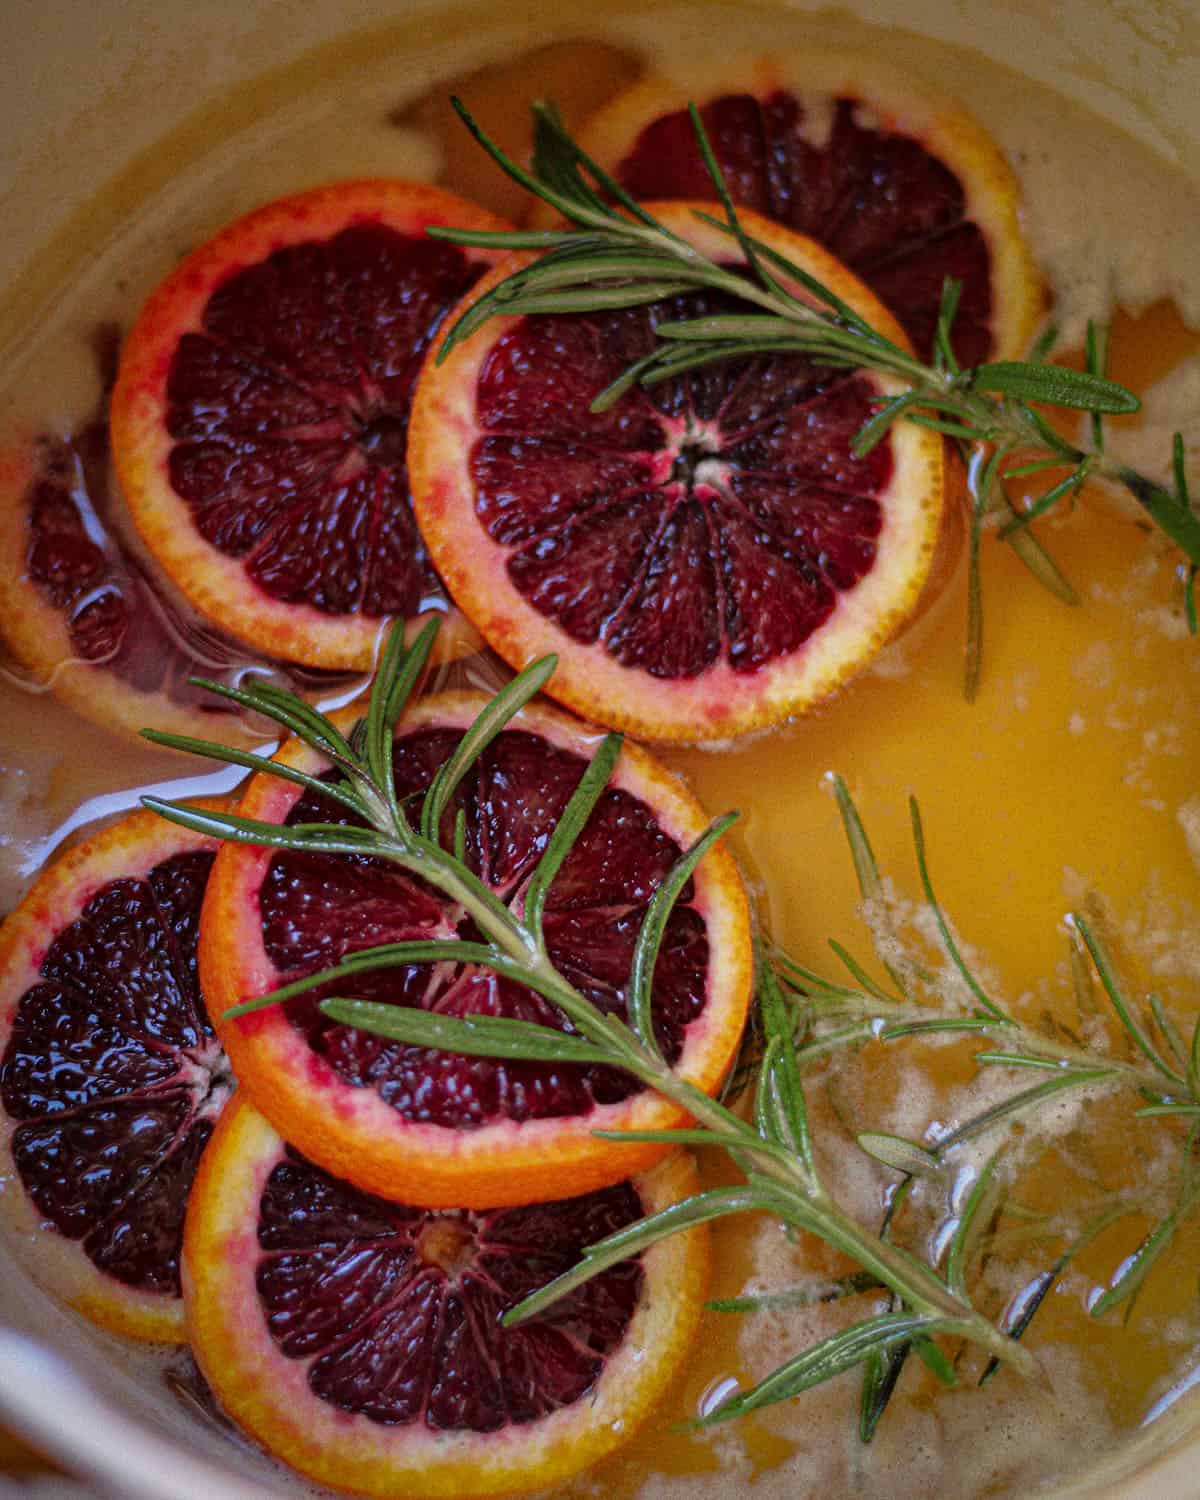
410, 204, 945, 743
569, 51, 1044, 364
201, 691, 752, 1208
0, 324, 291, 747
111, 181, 512, 672
185, 1095, 707, 1499
0, 805, 232, 1341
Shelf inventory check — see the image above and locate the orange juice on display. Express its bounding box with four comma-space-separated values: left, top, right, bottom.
0, 4, 1198, 1497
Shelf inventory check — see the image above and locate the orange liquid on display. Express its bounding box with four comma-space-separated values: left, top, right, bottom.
0, 9, 1198, 1498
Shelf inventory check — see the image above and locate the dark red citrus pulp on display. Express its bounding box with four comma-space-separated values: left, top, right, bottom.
262, 725, 707, 1127
256, 1146, 643, 1429
468, 291, 890, 681
614, 92, 994, 363
162, 226, 479, 621
0, 845, 228, 1302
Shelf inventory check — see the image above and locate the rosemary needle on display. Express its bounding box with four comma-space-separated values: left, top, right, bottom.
427, 99, 1200, 679
141, 619, 1036, 1432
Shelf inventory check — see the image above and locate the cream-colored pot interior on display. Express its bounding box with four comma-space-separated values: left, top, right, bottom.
0, 0, 1197, 1496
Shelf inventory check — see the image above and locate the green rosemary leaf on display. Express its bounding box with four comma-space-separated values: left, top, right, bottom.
504, 1187, 770, 1327
915, 1335, 958, 1387
1148, 992, 1188, 1067
691, 213, 883, 340
757, 958, 816, 1176
708, 1271, 883, 1314
996, 497, 1079, 605
851, 393, 921, 457
910, 796, 1008, 1021
509, 252, 719, 292
857, 1132, 940, 1176
980, 1202, 1128, 1385
366, 620, 432, 826
382, 616, 439, 732
1069, 916, 1186, 1086
965, 492, 986, 701
453, 808, 467, 865
698, 1314, 942, 1426
771, 951, 867, 1002
997, 464, 1087, 538
827, 941, 903, 1005
1068, 923, 1099, 1018
627, 813, 739, 1056
592, 1127, 781, 1162
437, 98, 585, 249
877, 1017, 995, 1042
532, 102, 668, 234
1091, 1171, 1200, 1319
1029, 322, 1060, 363
317, 1000, 613, 1065
140, 797, 382, 858
1109, 466, 1200, 565
934, 1069, 1115, 1155
182, 675, 356, 767
654, 313, 802, 343
524, 733, 622, 943
827, 773, 916, 997
426, 226, 603, 249
974, 1051, 1070, 1071
421, 655, 557, 843
686, 103, 788, 303
637, 340, 763, 383
486, 282, 707, 316
946, 1149, 1005, 1297
1174, 430, 1192, 505
971, 362, 1138, 413
1135, 1103, 1200, 1119
1085, 320, 1110, 451
1189, 1015, 1200, 1101
138, 731, 365, 816
225, 941, 498, 1019
860, 1345, 909, 1442
589, 348, 666, 412
904, 413, 985, 441
793, 1020, 876, 1067
238, 678, 362, 763
1185, 566, 1198, 634
934, 277, 963, 376
1005, 456, 1070, 480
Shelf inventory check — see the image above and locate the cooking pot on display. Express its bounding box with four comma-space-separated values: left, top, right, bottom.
0, 0, 1196, 1495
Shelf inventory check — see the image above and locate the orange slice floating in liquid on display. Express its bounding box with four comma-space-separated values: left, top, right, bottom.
0, 805, 231, 1342
410, 205, 946, 743
569, 50, 1044, 363
111, 180, 513, 672
185, 1095, 708, 1499
201, 692, 752, 1209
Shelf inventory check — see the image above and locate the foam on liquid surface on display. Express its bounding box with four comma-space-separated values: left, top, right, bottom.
0, 5, 1199, 1498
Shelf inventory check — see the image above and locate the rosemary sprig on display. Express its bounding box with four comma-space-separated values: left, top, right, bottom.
428, 100, 1200, 685
141, 619, 1035, 1426
767, 776, 1200, 1431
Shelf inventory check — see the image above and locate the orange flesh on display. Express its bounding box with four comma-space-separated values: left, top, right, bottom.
0, 10, 1198, 1499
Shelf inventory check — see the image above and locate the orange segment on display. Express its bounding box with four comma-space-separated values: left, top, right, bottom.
201, 692, 752, 1208
0, 804, 232, 1342
409, 204, 946, 743
111, 180, 513, 672
185, 1094, 709, 1499
0, 438, 271, 748
566, 50, 1045, 362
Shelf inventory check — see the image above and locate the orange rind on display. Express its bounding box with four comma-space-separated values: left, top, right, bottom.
201, 692, 753, 1207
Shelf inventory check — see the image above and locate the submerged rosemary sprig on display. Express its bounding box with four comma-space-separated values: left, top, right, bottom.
140, 619, 1035, 1426
428, 99, 1200, 691
763, 775, 1200, 1434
